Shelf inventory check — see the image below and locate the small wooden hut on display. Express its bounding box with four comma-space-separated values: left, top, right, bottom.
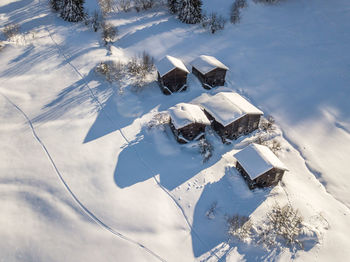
191, 55, 229, 89
199, 92, 263, 141
168, 103, 210, 144
234, 143, 288, 189
155, 55, 189, 95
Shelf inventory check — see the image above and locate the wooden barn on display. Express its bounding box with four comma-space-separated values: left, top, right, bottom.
234, 143, 288, 189
168, 103, 210, 144
155, 55, 190, 95
191, 55, 229, 89
199, 92, 263, 141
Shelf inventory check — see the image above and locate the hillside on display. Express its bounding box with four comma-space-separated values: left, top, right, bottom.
1, 0, 350, 261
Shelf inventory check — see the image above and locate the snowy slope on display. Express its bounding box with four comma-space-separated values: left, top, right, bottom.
1, 0, 350, 261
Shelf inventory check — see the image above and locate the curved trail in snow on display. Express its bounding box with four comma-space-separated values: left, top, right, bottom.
0, 93, 166, 262
40, 6, 220, 261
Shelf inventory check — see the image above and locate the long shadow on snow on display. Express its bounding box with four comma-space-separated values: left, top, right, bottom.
114, 125, 222, 191
191, 167, 271, 259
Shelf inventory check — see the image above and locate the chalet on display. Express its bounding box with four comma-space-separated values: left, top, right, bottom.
234, 143, 288, 189
191, 55, 229, 89
168, 103, 210, 144
199, 92, 263, 141
155, 55, 190, 95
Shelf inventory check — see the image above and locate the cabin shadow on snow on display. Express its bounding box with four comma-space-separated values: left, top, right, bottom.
113, 124, 213, 191
191, 167, 272, 260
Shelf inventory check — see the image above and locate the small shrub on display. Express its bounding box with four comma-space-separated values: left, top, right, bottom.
86, 10, 103, 32
2, 23, 20, 40
198, 138, 213, 163
134, 0, 155, 12
202, 12, 226, 34
227, 214, 253, 241
235, 0, 248, 9
258, 203, 304, 249
50, 0, 63, 12
99, 0, 113, 15
127, 52, 155, 77
206, 201, 218, 219
230, 2, 241, 24
102, 22, 117, 45
60, 0, 86, 22
259, 115, 275, 132
253, 0, 281, 4
147, 112, 170, 131
118, 0, 132, 12
95, 61, 124, 82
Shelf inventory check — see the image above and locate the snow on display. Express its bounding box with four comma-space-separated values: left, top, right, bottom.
191, 55, 229, 75
234, 143, 288, 180
168, 102, 210, 129
1, 0, 350, 261
155, 55, 189, 77
198, 92, 263, 127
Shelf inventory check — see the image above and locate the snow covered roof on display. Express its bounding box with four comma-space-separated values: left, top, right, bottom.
199, 92, 263, 127
168, 103, 211, 129
191, 55, 229, 75
155, 55, 189, 77
234, 143, 288, 180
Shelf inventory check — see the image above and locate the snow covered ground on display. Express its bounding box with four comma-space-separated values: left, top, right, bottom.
1, 0, 350, 261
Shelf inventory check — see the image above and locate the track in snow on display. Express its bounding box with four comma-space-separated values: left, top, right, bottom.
0, 93, 166, 262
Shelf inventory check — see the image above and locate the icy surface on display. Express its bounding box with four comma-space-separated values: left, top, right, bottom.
234, 143, 288, 180
168, 103, 210, 129
199, 92, 263, 127
191, 55, 229, 75
155, 55, 189, 77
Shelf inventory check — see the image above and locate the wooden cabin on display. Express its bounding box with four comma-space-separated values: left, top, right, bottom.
168, 103, 210, 144
234, 143, 288, 189
199, 92, 263, 141
191, 55, 229, 89
155, 55, 190, 95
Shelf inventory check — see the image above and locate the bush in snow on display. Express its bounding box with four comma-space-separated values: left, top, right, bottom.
127, 51, 156, 90
202, 12, 226, 34
60, 0, 86, 22
235, 0, 248, 9
227, 214, 253, 241
198, 138, 213, 163
101, 22, 117, 45
2, 23, 20, 40
50, 0, 63, 12
205, 201, 218, 219
253, 0, 282, 4
118, 0, 132, 12
98, 0, 114, 15
259, 115, 276, 132
167, 0, 179, 14
230, 1, 241, 24
147, 112, 170, 130
95, 60, 124, 82
134, 0, 155, 12
178, 0, 202, 24
257, 203, 304, 249
85, 10, 103, 32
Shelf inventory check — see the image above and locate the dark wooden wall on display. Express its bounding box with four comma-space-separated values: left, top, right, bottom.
158, 68, 188, 94
205, 111, 261, 141
192, 67, 227, 89
236, 162, 285, 190
170, 121, 206, 144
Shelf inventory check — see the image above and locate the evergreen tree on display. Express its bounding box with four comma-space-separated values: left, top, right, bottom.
167, 0, 178, 14
178, 0, 202, 24
60, 0, 86, 22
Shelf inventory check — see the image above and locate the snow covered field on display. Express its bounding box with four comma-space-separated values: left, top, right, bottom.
1, 0, 350, 261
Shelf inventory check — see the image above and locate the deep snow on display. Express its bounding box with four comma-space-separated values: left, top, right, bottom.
1, 0, 350, 261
